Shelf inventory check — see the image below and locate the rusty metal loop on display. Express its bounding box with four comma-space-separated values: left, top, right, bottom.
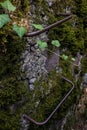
23, 76, 74, 125
25, 15, 72, 37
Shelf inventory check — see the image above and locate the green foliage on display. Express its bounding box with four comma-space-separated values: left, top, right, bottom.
0, 0, 16, 12
37, 39, 61, 50
0, 14, 11, 28
37, 40, 48, 50
62, 54, 68, 60
71, 57, 75, 61
32, 23, 44, 30
0, 0, 28, 38
36, 39, 75, 64
13, 24, 27, 38
51, 40, 61, 47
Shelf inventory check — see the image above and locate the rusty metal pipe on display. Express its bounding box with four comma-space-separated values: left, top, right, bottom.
25, 15, 72, 37
23, 76, 74, 125
57, 13, 71, 16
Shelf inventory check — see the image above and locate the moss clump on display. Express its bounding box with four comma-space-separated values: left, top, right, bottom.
0, 0, 29, 129
31, 0, 57, 24
0, 110, 21, 130
25, 68, 79, 130
0, 34, 29, 129
81, 56, 87, 75
0, 77, 27, 107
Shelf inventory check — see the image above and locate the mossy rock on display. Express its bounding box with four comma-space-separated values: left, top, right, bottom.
0, 0, 29, 129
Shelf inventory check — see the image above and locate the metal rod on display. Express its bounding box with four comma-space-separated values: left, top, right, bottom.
23, 76, 74, 125
57, 13, 71, 16
25, 15, 72, 37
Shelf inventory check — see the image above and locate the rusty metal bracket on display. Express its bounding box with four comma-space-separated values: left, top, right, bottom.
23, 76, 74, 125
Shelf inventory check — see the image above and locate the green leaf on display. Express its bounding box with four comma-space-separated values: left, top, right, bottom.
71, 58, 75, 61
62, 54, 68, 60
0, 14, 11, 28
32, 24, 43, 30
51, 40, 61, 47
0, 0, 16, 12
37, 40, 48, 50
13, 25, 27, 38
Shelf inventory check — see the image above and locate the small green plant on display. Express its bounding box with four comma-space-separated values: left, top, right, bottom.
36, 39, 60, 50
37, 40, 48, 50
13, 24, 27, 38
36, 39, 76, 65
0, 14, 11, 28
51, 40, 61, 47
32, 24, 44, 30
62, 54, 68, 60
0, 0, 27, 38
33, 24, 75, 63
0, 0, 16, 11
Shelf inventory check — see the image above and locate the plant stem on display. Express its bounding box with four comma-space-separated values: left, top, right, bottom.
46, 48, 79, 67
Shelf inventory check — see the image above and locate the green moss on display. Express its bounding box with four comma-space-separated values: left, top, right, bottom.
0, 0, 30, 129
20, 0, 29, 14
0, 36, 28, 130
81, 56, 87, 75
0, 110, 21, 130
0, 77, 27, 107
24, 68, 79, 130
25, 44, 81, 130
83, 106, 87, 120
32, 0, 57, 24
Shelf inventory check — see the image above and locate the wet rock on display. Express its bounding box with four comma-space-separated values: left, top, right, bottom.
20, 116, 29, 130
46, 49, 59, 71
29, 84, 35, 90
29, 78, 36, 84
46, 0, 54, 7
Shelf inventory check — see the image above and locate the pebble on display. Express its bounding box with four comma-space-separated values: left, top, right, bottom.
29, 78, 36, 84
29, 84, 35, 90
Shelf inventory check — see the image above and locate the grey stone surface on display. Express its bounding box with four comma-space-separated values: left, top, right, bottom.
83, 73, 87, 85
29, 78, 36, 84
29, 84, 35, 90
